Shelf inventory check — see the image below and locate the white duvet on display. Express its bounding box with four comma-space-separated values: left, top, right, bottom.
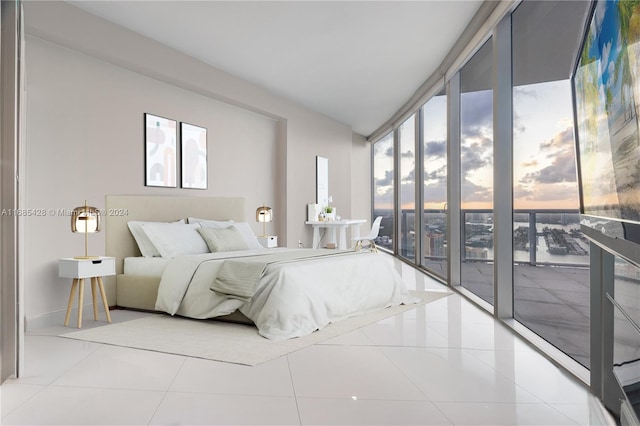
155, 248, 418, 340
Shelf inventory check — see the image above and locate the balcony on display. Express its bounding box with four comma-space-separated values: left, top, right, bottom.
374, 208, 591, 367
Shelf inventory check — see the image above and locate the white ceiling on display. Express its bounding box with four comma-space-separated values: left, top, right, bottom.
68, 1, 483, 136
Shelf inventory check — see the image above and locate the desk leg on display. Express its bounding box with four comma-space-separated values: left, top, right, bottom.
351, 224, 361, 248
64, 278, 78, 327
327, 228, 337, 248
312, 227, 320, 249
77, 278, 85, 328
97, 277, 112, 323
91, 277, 99, 320
338, 226, 347, 250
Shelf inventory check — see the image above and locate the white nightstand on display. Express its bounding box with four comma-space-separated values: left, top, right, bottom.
58, 256, 115, 328
257, 236, 278, 248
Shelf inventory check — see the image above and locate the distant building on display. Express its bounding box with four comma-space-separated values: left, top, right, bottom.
424, 233, 445, 258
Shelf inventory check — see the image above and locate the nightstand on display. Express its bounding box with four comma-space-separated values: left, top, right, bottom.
257, 236, 278, 248
58, 256, 115, 328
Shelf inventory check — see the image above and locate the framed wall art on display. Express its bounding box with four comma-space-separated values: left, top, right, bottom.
144, 113, 177, 188
180, 122, 208, 189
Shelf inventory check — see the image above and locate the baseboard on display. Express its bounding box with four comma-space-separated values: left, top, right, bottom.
25, 303, 110, 332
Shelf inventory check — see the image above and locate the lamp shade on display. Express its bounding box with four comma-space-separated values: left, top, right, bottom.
71, 205, 101, 233
256, 206, 272, 223
71, 201, 101, 259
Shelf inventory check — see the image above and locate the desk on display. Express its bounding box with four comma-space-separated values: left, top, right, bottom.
305, 219, 366, 250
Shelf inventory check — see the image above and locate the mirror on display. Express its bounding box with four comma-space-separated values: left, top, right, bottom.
316, 156, 329, 207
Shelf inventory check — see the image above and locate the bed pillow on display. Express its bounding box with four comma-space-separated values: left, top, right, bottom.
191, 218, 264, 250
197, 227, 248, 252
229, 222, 264, 250
128, 219, 185, 257
187, 217, 235, 229
141, 222, 208, 258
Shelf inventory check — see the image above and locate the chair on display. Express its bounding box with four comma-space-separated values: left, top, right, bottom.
353, 216, 383, 252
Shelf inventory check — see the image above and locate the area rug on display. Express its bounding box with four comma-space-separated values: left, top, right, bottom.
61, 290, 450, 366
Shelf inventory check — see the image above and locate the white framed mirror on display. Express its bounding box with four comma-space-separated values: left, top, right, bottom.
316, 156, 329, 207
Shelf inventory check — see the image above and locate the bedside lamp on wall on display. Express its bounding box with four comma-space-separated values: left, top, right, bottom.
71, 200, 101, 259
256, 205, 272, 237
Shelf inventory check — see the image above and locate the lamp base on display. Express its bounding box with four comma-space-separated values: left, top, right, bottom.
73, 255, 100, 260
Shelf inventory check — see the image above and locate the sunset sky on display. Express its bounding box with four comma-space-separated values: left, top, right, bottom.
374, 79, 580, 211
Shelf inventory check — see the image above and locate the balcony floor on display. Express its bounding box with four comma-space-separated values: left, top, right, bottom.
460, 262, 590, 367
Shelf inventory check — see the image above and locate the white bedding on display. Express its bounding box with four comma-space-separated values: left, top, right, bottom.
123, 257, 171, 277
155, 248, 419, 340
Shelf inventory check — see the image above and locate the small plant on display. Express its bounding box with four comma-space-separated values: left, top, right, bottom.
325, 206, 333, 214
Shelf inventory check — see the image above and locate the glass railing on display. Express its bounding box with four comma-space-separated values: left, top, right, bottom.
373, 208, 589, 268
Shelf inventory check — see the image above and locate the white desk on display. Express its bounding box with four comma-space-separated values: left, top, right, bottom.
305, 219, 366, 250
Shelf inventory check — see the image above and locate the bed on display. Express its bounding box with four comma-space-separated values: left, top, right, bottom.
105, 195, 417, 340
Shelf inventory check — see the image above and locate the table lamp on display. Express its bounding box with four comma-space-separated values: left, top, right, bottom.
71, 200, 101, 259
256, 205, 272, 237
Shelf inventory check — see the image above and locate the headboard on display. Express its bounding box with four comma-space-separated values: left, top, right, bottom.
105, 195, 245, 274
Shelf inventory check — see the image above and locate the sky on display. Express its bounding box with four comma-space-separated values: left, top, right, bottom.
373, 78, 580, 211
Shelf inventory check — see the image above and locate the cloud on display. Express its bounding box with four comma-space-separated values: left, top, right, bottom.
424, 165, 447, 184
521, 159, 539, 168
461, 90, 493, 138
425, 140, 446, 158
527, 150, 577, 184
402, 168, 415, 184
401, 150, 414, 159
540, 127, 574, 154
461, 144, 490, 174
375, 169, 393, 187
461, 178, 492, 202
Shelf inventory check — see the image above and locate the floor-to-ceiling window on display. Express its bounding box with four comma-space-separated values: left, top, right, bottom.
512, 0, 591, 368
369, 0, 595, 376
398, 115, 416, 260
421, 91, 448, 279
373, 132, 394, 251
459, 39, 494, 304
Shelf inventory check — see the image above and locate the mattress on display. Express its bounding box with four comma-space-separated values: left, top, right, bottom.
123, 257, 171, 277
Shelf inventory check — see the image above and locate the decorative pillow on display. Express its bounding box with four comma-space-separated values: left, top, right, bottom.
141, 222, 208, 258
128, 219, 185, 257
230, 222, 264, 250
197, 227, 248, 252
187, 217, 235, 229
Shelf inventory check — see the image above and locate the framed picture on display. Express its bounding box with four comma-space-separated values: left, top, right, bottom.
180, 122, 208, 189
145, 113, 177, 187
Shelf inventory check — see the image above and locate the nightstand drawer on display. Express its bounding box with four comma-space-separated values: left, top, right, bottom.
59, 257, 116, 278
257, 236, 278, 248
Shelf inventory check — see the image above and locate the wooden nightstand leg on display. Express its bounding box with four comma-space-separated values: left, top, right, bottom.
77, 278, 85, 328
91, 277, 99, 320
97, 277, 112, 323
64, 278, 78, 327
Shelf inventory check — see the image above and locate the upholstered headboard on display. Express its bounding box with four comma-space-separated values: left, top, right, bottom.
105, 195, 245, 274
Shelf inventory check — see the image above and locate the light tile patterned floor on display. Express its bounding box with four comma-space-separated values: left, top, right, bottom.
1, 255, 612, 425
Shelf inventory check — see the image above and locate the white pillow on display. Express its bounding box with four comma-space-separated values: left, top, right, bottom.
128, 219, 185, 257
187, 217, 235, 228
231, 222, 264, 250
142, 222, 208, 258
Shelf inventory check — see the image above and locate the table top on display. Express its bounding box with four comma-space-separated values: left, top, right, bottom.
305, 219, 366, 226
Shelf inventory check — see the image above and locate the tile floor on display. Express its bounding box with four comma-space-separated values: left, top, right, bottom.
1, 256, 616, 425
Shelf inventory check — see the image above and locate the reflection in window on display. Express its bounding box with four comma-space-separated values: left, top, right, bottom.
373, 133, 394, 251
422, 93, 448, 278
460, 39, 494, 304
399, 115, 416, 260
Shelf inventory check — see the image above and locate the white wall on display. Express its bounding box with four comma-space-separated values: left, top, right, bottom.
23, 2, 370, 327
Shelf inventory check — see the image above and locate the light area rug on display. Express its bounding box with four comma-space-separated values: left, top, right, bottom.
61, 290, 450, 366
